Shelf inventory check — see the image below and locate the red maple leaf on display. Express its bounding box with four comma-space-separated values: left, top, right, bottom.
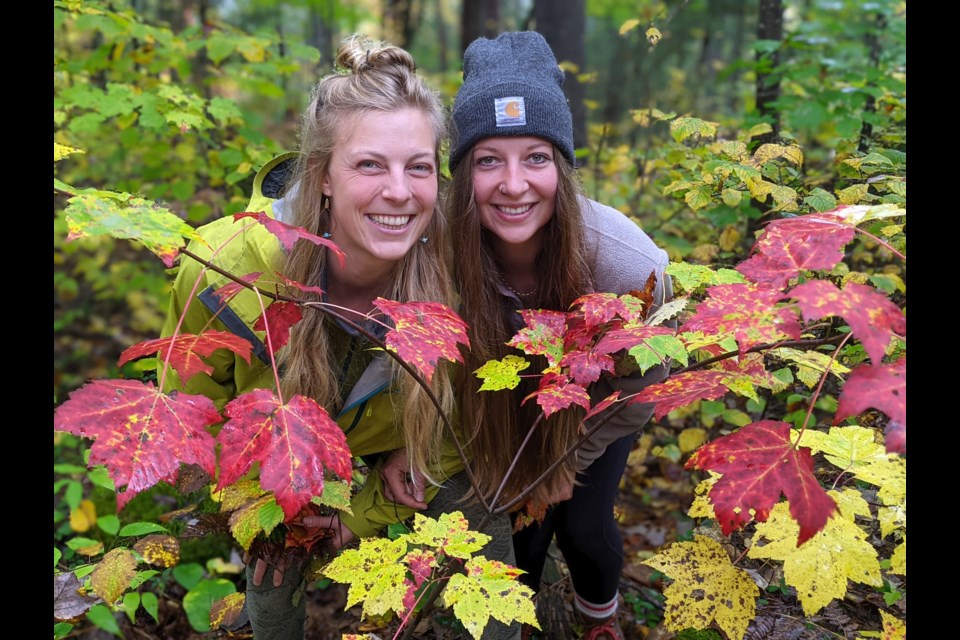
253, 301, 304, 355
213, 272, 264, 305
509, 309, 568, 367
593, 324, 675, 356
682, 283, 802, 353
523, 372, 591, 418
216, 389, 352, 520
835, 357, 906, 454
737, 214, 855, 289
53, 380, 220, 509
787, 280, 905, 364
374, 299, 470, 383
233, 212, 345, 268
560, 349, 615, 385
118, 332, 253, 384
686, 420, 838, 545
735, 253, 801, 290
583, 391, 622, 424
573, 292, 644, 327
631, 370, 729, 420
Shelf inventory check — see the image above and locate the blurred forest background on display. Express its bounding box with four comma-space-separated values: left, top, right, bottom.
54, 1, 906, 638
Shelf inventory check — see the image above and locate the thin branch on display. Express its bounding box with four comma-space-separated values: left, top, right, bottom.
794, 332, 853, 445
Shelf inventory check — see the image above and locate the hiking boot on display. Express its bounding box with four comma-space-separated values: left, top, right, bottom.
575, 611, 625, 640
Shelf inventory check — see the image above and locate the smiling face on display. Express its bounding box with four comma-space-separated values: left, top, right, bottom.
471, 136, 558, 255
322, 107, 438, 274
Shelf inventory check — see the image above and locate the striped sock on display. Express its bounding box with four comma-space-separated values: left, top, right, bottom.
574, 591, 618, 620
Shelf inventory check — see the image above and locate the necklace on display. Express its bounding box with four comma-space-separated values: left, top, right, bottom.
498, 274, 537, 298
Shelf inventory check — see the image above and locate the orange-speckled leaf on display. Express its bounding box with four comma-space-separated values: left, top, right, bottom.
216, 389, 352, 520
375, 299, 470, 383
835, 357, 906, 454
210, 592, 246, 630
632, 370, 730, 420
523, 373, 591, 418
234, 211, 345, 267
253, 301, 303, 354
686, 420, 837, 544
119, 332, 253, 384
133, 535, 181, 568
90, 548, 139, 605
53, 379, 220, 510
682, 283, 802, 353
560, 349, 615, 385
788, 280, 905, 364
572, 291, 646, 327
508, 309, 567, 367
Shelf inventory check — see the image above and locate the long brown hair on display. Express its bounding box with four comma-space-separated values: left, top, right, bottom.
279, 35, 455, 483
447, 146, 593, 507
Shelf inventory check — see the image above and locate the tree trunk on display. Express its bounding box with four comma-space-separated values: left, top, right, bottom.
858, 11, 886, 153
755, 0, 784, 144
383, 0, 421, 48
534, 0, 587, 166
309, 1, 335, 72
435, 0, 448, 73
460, 0, 499, 57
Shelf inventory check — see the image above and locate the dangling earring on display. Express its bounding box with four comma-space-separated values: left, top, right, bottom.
320, 195, 332, 239
419, 235, 429, 244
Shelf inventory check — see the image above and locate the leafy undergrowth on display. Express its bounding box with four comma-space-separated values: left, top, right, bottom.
63, 418, 903, 640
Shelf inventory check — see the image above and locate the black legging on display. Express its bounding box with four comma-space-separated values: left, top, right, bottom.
512, 433, 636, 604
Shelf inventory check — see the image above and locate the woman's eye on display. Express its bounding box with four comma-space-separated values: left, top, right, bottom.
410, 163, 433, 174
476, 156, 497, 166
359, 160, 380, 170
529, 152, 550, 164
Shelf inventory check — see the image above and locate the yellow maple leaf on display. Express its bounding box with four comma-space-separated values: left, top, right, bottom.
747, 498, 881, 616
797, 425, 886, 470
890, 536, 906, 575
687, 473, 720, 518
751, 143, 804, 167
90, 548, 139, 605
879, 610, 906, 640
442, 557, 539, 638
643, 535, 757, 640
678, 428, 708, 454
211, 479, 264, 511
323, 537, 408, 617
878, 504, 906, 539
770, 347, 850, 391
831, 487, 872, 520
69, 499, 97, 533
852, 455, 906, 506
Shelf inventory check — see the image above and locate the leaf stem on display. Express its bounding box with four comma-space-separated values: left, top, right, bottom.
794, 332, 853, 447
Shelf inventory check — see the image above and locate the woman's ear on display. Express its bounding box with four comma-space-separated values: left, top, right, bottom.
321, 174, 332, 197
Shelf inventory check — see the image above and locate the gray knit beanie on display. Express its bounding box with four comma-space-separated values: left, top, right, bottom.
449, 31, 575, 173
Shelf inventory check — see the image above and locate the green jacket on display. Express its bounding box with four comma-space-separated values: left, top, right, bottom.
160, 154, 463, 537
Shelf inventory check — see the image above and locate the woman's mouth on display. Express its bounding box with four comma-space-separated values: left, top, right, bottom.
367, 214, 413, 229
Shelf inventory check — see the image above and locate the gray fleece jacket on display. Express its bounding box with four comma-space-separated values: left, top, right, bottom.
496, 196, 673, 473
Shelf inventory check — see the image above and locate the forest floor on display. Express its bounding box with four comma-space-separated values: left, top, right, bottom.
72, 424, 905, 640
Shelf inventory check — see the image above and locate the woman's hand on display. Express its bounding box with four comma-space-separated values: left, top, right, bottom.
301, 514, 356, 551
380, 448, 428, 510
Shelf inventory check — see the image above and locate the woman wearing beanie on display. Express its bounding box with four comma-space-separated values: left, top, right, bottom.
446, 31, 673, 640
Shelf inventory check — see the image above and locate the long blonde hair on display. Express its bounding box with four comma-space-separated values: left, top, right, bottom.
447, 147, 593, 507
279, 35, 455, 482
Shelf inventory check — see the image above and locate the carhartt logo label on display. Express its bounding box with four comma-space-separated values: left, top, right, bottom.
494, 97, 526, 127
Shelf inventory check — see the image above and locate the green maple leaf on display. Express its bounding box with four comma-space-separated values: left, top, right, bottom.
207, 97, 242, 125
627, 334, 689, 373
323, 537, 409, 616
228, 495, 275, 550
442, 557, 539, 639
312, 479, 353, 514
670, 116, 719, 142
804, 188, 837, 212
475, 355, 530, 391
407, 511, 490, 559
643, 535, 757, 640
748, 497, 882, 616
666, 263, 746, 294
90, 549, 139, 605
797, 425, 888, 470
205, 33, 236, 65
769, 346, 850, 389
64, 191, 203, 268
